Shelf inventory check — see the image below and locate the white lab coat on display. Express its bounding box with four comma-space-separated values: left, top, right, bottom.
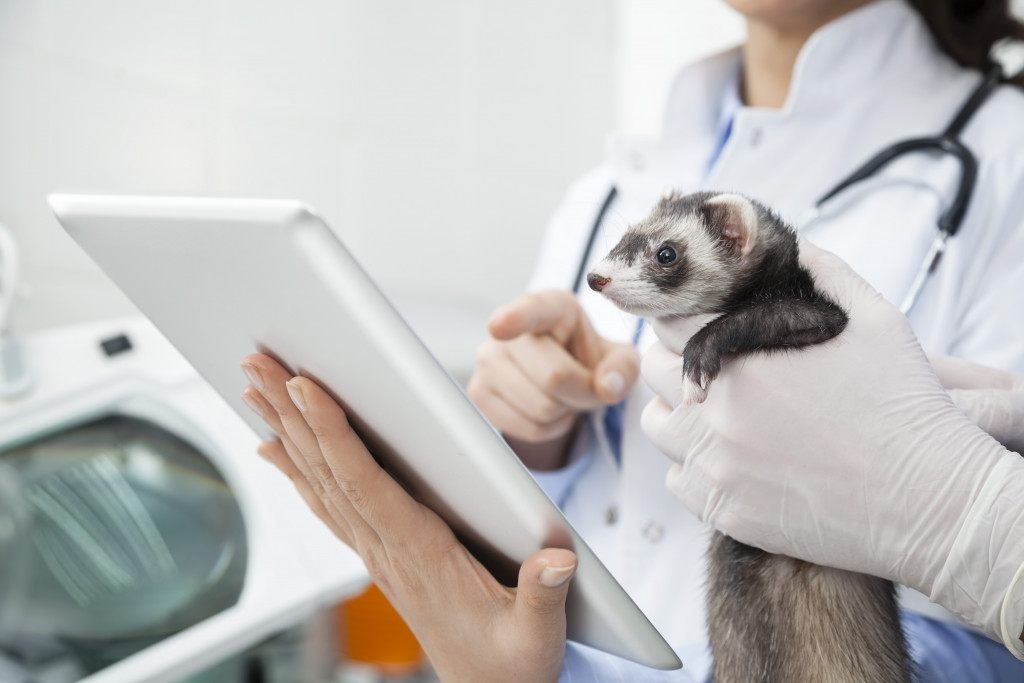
528, 0, 1024, 655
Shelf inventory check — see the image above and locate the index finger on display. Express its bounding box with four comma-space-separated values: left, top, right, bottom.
928, 353, 1019, 391
488, 290, 583, 345
641, 341, 686, 406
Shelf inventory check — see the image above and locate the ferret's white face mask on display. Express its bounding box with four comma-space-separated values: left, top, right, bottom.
586, 193, 759, 319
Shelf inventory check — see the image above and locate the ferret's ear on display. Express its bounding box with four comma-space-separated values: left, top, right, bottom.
660, 186, 679, 203
704, 193, 759, 259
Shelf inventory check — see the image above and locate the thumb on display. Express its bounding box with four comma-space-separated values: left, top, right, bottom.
593, 342, 640, 405
515, 548, 577, 636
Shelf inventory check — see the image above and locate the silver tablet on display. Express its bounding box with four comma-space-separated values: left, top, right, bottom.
49, 194, 681, 671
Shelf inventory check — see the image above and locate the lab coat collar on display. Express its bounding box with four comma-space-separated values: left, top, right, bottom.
659, 0, 941, 138
784, 0, 935, 116
609, 0, 945, 211
660, 47, 742, 145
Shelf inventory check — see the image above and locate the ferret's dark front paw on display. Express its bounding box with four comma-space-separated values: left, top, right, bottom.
682, 375, 709, 405
681, 361, 713, 405
681, 340, 721, 405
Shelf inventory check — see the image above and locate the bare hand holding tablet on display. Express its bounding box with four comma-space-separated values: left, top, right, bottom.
240, 351, 581, 682
49, 194, 681, 676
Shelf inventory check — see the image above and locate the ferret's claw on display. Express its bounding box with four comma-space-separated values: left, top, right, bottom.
682, 376, 709, 405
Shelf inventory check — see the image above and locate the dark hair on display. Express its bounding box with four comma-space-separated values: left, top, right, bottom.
907, 0, 1024, 86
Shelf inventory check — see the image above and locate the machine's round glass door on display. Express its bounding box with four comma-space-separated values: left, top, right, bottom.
0, 414, 248, 679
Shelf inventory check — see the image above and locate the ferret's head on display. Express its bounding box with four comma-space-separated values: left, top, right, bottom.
587, 191, 781, 318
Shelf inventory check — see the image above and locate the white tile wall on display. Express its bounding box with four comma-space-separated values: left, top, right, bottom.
613, 0, 743, 137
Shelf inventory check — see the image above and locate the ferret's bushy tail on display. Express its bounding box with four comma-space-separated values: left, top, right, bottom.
707, 533, 911, 683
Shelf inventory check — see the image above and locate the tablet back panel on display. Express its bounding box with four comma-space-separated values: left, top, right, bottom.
50, 194, 681, 670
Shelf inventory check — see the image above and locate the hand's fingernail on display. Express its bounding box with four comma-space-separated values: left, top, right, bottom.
241, 362, 264, 390
241, 390, 267, 418
256, 443, 271, 460
286, 379, 307, 412
600, 371, 626, 399
540, 563, 576, 588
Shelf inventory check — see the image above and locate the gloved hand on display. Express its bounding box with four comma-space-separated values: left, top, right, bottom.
930, 354, 1024, 454
640, 240, 1024, 656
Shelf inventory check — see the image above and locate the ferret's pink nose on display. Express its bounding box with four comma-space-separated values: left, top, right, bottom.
587, 273, 609, 291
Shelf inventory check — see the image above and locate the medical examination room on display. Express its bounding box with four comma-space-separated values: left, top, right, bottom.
4, 1, 1024, 682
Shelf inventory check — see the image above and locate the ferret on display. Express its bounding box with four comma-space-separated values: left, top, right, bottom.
588, 191, 911, 683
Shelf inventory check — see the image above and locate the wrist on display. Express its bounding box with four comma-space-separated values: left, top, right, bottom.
930, 451, 1024, 652
1001, 559, 1024, 660
505, 418, 583, 471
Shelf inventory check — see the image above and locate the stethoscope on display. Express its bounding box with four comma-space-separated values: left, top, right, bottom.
572, 64, 1006, 317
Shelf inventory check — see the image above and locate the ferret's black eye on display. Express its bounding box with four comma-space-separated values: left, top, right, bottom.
656, 246, 677, 265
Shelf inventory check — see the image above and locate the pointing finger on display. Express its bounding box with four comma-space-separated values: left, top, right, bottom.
488, 291, 592, 352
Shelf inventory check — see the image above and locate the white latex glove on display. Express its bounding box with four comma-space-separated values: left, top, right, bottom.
930, 354, 1024, 454
640, 240, 1024, 657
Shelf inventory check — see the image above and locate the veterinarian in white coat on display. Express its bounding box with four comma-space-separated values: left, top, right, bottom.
240, 1, 1024, 681
475, 0, 1024, 678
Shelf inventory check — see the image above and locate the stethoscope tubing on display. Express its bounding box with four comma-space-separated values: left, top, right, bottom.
574, 65, 1005, 318
572, 186, 618, 294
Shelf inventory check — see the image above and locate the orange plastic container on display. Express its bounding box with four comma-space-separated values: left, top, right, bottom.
338, 583, 425, 675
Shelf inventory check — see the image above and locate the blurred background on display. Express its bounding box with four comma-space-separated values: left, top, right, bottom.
0, 0, 744, 375
0, 2, 745, 682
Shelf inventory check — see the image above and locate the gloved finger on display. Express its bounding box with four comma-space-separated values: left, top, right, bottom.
641, 341, 685, 406
796, 240, 926, 372
663, 460, 723, 528
639, 395, 706, 463
640, 396, 679, 457
949, 388, 1024, 454
929, 354, 1020, 391
649, 315, 714, 356
795, 239, 862, 289
795, 239, 889, 316
641, 395, 722, 520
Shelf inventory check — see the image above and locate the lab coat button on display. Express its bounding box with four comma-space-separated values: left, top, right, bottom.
628, 151, 646, 172
750, 128, 763, 146
642, 520, 663, 542
604, 506, 619, 525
